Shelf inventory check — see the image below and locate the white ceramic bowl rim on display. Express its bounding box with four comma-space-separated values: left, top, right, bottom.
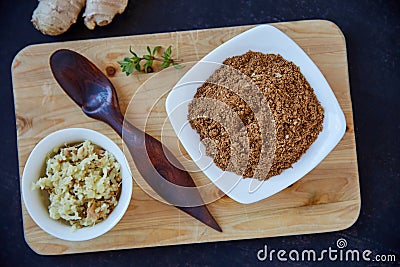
21, 128, 132, 241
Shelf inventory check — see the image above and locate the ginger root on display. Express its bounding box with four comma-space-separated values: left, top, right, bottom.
83, 0, 128, 30
31, 0, 128, 35
31, 0, 86, 36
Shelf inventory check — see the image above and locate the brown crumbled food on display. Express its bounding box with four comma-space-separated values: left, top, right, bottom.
188, 51, 324, 180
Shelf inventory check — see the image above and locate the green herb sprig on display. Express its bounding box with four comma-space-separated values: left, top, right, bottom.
118, 45, 183, 76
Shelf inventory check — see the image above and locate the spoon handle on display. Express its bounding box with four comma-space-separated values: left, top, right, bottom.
105, 108, 222, 232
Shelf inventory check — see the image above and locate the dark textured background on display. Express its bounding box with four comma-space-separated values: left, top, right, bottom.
0, 0, 399, 266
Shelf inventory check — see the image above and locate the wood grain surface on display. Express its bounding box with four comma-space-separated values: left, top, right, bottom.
12, 20, 360, 255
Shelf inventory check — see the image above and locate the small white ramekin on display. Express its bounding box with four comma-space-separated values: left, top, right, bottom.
21, 128, 132, 241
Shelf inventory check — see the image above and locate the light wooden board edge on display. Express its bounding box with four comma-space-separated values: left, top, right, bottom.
12, 20, 361, 255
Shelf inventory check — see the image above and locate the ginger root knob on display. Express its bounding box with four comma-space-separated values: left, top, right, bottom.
31, 0, 86, 36
83, 0, 128, 30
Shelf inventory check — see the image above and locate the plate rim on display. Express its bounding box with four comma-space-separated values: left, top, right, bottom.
166, 24, 346, 204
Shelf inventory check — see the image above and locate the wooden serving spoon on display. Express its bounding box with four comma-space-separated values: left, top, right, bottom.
50, 49, 222, 232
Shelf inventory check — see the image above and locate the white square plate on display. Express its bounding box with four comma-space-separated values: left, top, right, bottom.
165, 24, 346, 204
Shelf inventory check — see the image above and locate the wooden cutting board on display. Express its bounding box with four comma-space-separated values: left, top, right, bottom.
12, 20, 360, 255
